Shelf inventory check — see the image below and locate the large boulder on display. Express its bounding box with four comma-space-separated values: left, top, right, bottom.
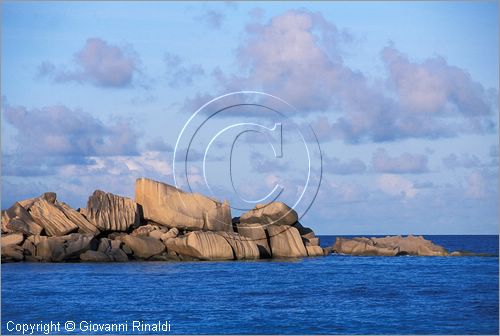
85, 190, 140, 232
29, 198, 78, 236
119, 235, 165, 259
240, 202, 298, 227
1, 233, 24, 246
267, 225, 307, 258
22, 233, 97, 262
80, 250, 112, 262
2, 245, 24, 262
165, 231, 234, 261
1, 203, 43, 235
135, 178, 232, 232
57, 202, 99, 235
219, 232, 260, 260
96, 238, 129, 262
332, 235, 449, 256
236, 223, 272, 258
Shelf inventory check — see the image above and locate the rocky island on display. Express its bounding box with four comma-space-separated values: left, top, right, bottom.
1, 177, 468, 262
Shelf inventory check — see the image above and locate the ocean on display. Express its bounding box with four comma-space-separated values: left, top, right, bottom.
2, 235, 498, 335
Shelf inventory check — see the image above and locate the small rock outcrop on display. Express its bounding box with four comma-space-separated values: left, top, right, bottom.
333, 235, 449, 256
135, 178, 232, 232
85, 190, 140, 232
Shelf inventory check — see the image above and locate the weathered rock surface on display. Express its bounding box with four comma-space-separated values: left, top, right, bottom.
240, 202, 298, 227
131, 224, 165, 237
2, 203, 43, 235
85, 190, 140, 232
22, 233, 97, 262
165, 231, 234, 260
160, 228, 179, 242
57, 202, 100, 235
236, 223, 272, 258
294, 222, 320, 247
219, 232, 260, 260
135, 178, 232, 231
80, 250, 112, 262
2, 244, 24, 262
29, 199, 79, 236
1, 233, 24, 246
306, 245, 324, 257
96, 238, 129, 262
119, 235, 165, 259
333, 235, 449, 256
267, 225, 307, 258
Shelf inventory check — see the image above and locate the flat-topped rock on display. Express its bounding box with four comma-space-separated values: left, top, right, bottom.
135, 178, 232, 232
85, 190, 140, 232
333, 235, 449, 256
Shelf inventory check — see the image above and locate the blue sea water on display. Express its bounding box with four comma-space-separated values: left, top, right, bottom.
2, 235, 498, 335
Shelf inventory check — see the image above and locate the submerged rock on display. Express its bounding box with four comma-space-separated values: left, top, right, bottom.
135, 178, 233, 231
333, 235, 449, 256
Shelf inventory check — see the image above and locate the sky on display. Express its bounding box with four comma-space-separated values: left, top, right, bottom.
1, 1, 498, 235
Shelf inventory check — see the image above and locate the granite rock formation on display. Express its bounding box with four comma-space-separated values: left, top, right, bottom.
0, 177, 470, 263
135, 177, 232, 231
84, 190, 140, 232
333, 235, 450, 256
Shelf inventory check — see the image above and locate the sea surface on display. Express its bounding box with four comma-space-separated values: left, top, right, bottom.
2, 235, 498, 335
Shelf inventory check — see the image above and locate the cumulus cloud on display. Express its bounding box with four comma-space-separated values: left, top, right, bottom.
37, 38, 139, 87
2, 104, 139, 176
207, 9, 495, 143
164, 53, 204, 87
372, 148, 429, 174
442, 153, 482, 170
464, 171, 488, 199
198, 10, 226, 29
378, 174, 418, 200
324, 156, 366, 175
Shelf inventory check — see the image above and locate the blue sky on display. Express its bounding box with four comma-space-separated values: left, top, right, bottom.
1, 1, 498, 234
